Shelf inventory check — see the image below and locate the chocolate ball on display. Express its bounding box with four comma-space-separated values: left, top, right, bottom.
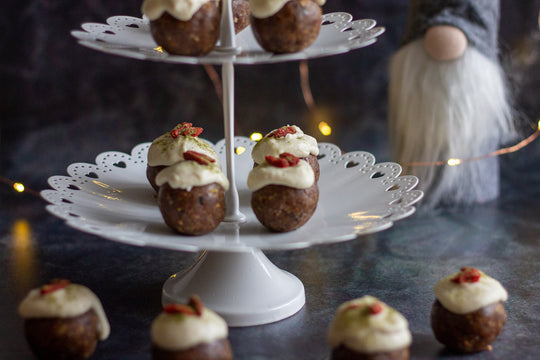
251, 0, 322, 54
431, 299, 506, 353
150, 1, 220, 56
158, 182, 226, 235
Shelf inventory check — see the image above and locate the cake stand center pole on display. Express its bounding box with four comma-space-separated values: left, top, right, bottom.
222, 61, 245, 222
218, 0, 244, 222
218, 0, 237, 51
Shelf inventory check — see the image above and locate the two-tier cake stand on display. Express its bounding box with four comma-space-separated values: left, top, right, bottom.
41, 1, 423, 326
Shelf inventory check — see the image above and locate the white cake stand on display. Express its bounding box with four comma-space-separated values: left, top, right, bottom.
46, 3, 419, 327
41, 138, 423, 326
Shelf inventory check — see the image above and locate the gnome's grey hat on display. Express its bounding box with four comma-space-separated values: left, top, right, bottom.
402, 0, 500, 60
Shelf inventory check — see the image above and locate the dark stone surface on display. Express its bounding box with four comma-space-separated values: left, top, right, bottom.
1, 1, 540, 359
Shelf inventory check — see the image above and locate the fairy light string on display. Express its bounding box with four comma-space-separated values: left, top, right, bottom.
405, 120, 540, 167
296, 62, 540, 168
5, 9, 540, 195
203, 64, 223, 102
299, 60, 316, 111
0, 175, 41, 197
2, 63, 539, 197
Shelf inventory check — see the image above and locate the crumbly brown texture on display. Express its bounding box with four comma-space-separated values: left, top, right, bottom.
158, 182, 226, 235
232, 0, 251, 33
304, 154, 320, 182
150, 1, 220, 56
152, 338, 233, 360
219, 0, 251, 33
251, 0, 322, 54
251, 182, 318, 232
24, 309, 100, 360
431, 299, 506, 353
331, 345, 410, 360
147, 165, 167, 192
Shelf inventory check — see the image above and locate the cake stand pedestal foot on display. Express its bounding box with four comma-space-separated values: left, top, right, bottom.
162, 249, 305, 327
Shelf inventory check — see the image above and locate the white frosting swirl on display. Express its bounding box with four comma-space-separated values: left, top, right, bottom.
327, 296, 412, 354
151, 308, 228, 351
147, 131, 218, 168
18, 284, 110, 340
251, 125, 319, 164
434, 270, 508, 314
142, 0, 214, 21
247, 159, 314, 191
156, 160, 229, 191
249, 0, 326, 18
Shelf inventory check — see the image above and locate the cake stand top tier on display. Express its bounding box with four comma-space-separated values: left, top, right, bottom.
70, 12, 385, 65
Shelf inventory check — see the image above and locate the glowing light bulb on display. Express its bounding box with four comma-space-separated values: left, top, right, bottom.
447, 158, 462, 166
10, 219, 38, 297
318, 121, 332, 136
13, 183, 25, 192
235, 146, 246, 155
250, 133, 263, 141
12, 219, 31, 241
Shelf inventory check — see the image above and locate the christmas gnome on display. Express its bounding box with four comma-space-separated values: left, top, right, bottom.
388, 0, 516, 208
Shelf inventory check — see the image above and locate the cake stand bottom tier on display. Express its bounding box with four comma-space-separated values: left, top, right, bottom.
162, 249, 305, 327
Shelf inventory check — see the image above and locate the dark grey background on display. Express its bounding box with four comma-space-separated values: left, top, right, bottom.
1, 1, 539, 359
2, 0, 539, 188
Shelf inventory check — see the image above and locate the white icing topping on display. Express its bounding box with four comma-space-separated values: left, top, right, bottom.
251, 125, 319, 164
434, 270, 508, 314
327, 296, 412, 354
142, 0, 214, 21
147, 131, 219, 167
249, 0, 326, 18
18, 284, 110, 340
151, 308, 228, 351
155, 160, 229, 191
247, 159, 314, 191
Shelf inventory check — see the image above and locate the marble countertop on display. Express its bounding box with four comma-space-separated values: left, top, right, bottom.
1, 151, 539, 359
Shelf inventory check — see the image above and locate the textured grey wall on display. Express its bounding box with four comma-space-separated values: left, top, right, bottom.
1, 0, 539, 189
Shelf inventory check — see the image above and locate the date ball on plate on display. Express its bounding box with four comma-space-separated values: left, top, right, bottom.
219, 0, 251, 33
18, 279, 110, 360
248, 152, 318, 232
327, 295, 412, 360
249, 0, 325, 53
156, 150, 229, 235
431, 267, 508, 353
147, 123, 219, 192
151, 296, 233, 360
142, 0, 221, 56
251, 125, 320, 181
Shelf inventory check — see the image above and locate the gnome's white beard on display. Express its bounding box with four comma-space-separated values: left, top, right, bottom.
389, 39, 514, 208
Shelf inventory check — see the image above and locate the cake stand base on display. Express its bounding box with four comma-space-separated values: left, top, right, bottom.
162, 249, 305, 327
